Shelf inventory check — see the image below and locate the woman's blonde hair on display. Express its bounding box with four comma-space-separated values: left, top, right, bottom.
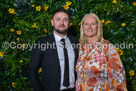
79, 13, 103, 45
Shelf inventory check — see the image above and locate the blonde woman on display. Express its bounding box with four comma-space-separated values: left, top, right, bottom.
76, 13, 127, 91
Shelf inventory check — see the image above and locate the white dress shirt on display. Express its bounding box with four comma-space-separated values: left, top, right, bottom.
53, 32, 75, 90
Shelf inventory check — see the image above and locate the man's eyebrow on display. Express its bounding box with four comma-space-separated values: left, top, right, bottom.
54, 17, 69, 20
64, 18, 68, 19
55, 17, 60, 19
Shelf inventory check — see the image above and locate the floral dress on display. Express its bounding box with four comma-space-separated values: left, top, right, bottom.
76, 39, 127, 91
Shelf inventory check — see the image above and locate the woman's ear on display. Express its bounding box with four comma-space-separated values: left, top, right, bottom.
51, 19, 54, 26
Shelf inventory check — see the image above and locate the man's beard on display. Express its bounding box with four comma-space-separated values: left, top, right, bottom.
54, 27, 68, 34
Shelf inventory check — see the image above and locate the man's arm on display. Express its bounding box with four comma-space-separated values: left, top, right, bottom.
28, 38, 43, 91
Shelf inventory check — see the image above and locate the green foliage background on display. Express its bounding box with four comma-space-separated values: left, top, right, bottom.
0, 0, 136, 90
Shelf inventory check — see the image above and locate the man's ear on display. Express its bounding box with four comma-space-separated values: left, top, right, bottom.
51, 19, 54, 26
68, 21, 70, 27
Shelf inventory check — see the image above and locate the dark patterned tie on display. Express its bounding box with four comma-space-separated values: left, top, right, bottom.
61, 38, 70, 87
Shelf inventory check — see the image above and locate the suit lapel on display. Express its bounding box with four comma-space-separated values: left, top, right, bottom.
47, 34, 78, 84
68, 36, 78, 68
48, 34, 61, 72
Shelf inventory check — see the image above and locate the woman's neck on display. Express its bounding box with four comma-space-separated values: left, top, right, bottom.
87, 36, 98, 44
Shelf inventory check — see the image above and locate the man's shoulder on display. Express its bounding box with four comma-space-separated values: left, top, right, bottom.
68, 35, 79, 42
36, 34, 54, 42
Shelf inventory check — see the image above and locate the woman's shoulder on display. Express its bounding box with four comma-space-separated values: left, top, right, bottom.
102, 39, 113, 45
102, 39, 117, 51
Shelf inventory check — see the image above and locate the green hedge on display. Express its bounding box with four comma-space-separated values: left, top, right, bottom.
0, 0, 136, 90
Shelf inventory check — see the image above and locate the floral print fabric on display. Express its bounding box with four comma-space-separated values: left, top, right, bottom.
76, 39, 127, 91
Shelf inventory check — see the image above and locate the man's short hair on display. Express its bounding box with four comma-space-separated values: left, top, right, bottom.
52, 7, 70, 19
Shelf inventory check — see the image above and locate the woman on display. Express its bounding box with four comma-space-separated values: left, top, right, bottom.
76, 13, 127, 91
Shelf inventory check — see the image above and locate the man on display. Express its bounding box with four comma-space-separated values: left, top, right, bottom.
28, 7, 79, 91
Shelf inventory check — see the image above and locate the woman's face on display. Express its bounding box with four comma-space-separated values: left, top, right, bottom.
83, 16, 98, 38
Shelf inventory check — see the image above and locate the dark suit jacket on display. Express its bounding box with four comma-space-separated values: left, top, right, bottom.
28, 34, 79, 91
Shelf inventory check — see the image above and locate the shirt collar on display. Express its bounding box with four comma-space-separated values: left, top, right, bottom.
53, 32, 67, 42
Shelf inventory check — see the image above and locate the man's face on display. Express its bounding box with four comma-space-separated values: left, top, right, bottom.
51, 12, 70, 34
